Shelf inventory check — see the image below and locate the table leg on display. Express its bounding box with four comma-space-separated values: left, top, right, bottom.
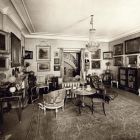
81, 96, 85, 107
17, 98, 22, 122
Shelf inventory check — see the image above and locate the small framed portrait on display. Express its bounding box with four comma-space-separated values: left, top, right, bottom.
91, 60, 101, 69
54, 58, 60, 64
54, 51, 59, 57
113, 56, 123, 66
36, 45, 51, 60
37, 62, 50, 71
91, 49, 101, 59
103, 51, 113, 59
24, 50, 33, 59
54, 65, 60, 71
113, 43, 123, 56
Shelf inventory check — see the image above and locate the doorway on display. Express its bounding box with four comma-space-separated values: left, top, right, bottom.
63, 52, 81, 81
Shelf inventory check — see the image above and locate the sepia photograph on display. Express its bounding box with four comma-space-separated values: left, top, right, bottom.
1, 1, 140, 140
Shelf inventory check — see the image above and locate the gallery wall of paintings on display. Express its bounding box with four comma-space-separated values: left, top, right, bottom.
112, 37, 140, 68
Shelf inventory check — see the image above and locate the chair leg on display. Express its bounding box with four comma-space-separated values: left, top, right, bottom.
102, 103, 106, 116
92, 102, 94, 114
55, 108, 58, 118
62, 106, 64, 112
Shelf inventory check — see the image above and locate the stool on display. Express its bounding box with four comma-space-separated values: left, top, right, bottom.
111, 80, 118, 88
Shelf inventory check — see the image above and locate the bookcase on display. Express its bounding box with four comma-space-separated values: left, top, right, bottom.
118, 67, 140, 94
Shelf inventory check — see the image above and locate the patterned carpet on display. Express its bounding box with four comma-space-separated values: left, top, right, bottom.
25, 91, 140, 140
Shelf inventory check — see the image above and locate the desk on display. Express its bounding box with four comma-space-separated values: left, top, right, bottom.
72, 88, 96, 114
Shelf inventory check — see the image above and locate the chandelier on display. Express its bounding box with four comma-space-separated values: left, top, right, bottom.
86, 15, 99, 52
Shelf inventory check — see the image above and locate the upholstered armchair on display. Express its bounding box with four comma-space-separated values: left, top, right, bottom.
38, 89, 66, 117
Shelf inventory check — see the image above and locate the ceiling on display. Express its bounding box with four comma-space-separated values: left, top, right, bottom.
1, 0, 140, 41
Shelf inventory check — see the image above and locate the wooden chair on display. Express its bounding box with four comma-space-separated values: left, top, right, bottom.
91, 91, 106, 116
38, 89, 66, 117
89, 74, 107, 115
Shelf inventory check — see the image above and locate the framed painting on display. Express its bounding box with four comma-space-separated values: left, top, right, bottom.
125, 37, 140, 54
0, 56, 9, 70
54, 65, 60, 71
36, 45, 51, 60
113, 43, 123, 56
54, 58, 60, 64
37, 62, 50, 72
54, 51, 59, 57
24, 50, 33, 59
113, 56, 123, 66
103, 51, 113, 59
91, 60, 100, 69
0, 30, 9, 54
11, 32, 21, 67
127, 55, 137, 66
91, 49, 101, 59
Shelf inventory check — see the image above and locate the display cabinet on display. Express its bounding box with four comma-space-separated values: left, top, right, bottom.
118, 67, 140, 94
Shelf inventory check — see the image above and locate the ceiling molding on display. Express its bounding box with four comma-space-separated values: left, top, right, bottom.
109, 26, 140, 42
21, 0, 35, 32
10, 0, 35, 33
0, 8, 22, 32
0, 7, 9, 15
25, 33, 109, 42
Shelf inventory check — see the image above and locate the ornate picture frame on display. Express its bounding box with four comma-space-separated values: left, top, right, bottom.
91, 60, 101, 69
37, 62, 50, 72
0, 30, 9, 54
125, 37, 140, 54
36, 45, 51, 61
54, 65, 60, 71
113, 43, 123, 56
24, 50, 33, 59
91, 49, 101, 59
54, 58, 60, 64
103, 51, 113, 59
11, 33, 21, 67
113, 56, 123, 66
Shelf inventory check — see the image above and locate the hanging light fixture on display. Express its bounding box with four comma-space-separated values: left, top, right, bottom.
86, 15, 99, 53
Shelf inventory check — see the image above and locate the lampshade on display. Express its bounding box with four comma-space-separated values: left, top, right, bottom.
86, 15, 99, 53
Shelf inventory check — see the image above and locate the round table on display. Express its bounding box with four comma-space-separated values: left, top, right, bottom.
72, 88, 96, 114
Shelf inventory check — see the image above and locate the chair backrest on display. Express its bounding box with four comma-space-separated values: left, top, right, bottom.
43, 89, 66, 104
90, 75, 101, 89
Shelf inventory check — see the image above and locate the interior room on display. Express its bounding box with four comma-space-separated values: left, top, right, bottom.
0, 0, 140, 140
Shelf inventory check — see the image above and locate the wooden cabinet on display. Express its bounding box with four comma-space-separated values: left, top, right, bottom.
118, 67, 140, 94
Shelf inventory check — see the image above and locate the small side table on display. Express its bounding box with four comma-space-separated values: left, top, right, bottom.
111, 80, 118, 88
